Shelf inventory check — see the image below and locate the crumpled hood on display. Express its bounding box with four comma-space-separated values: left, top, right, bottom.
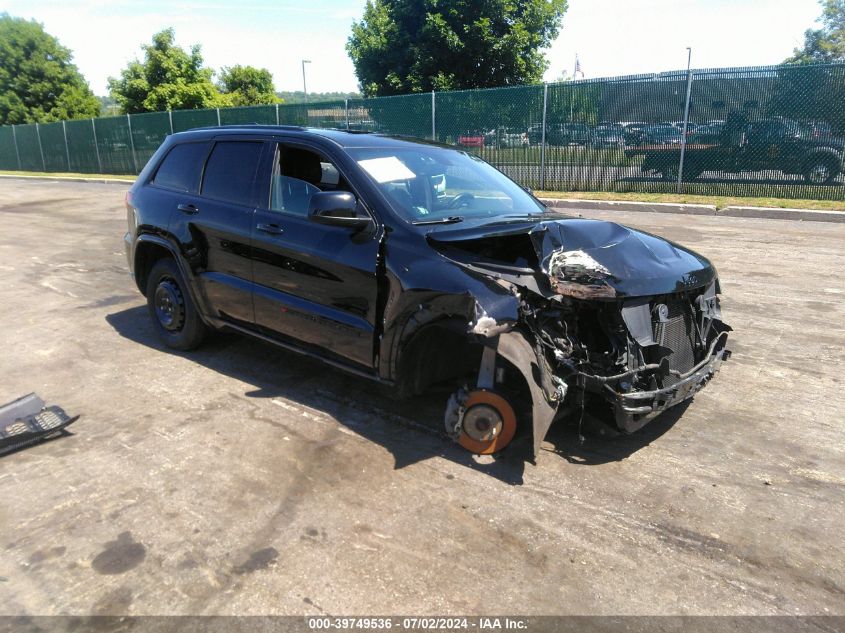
428, 217, 717, 299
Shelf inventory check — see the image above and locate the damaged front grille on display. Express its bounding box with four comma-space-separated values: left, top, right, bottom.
653, 300, 697, 382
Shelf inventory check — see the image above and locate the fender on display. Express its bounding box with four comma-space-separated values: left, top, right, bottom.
133, 233, 215, 323
496, 330, 559, 460
802, 148, 843, 169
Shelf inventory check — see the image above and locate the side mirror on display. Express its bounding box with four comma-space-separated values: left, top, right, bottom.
308, 191, 372, 230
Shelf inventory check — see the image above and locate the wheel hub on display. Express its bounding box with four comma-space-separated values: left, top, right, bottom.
462, 404, 503, 442
154, 279, 185, 331
810, 165, 830, 183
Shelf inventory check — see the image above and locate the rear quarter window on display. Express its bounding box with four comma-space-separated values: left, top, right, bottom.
151, 142, 210, 193
201, 141, 264, 206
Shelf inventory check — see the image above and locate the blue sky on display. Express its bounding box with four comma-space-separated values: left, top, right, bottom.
0, 0, 824, 96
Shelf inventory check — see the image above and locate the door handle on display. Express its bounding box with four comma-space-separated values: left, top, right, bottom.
177, 203, 199, 215
256, 223, 284, 235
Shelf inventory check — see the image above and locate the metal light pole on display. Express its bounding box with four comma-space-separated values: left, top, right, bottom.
677, 47, 694, 193
302, 59, 311, 103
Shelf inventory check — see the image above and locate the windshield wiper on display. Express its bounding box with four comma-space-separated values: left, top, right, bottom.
411, 216, 464, 225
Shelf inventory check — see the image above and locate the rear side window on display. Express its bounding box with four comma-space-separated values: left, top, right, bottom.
201, 141, 264, 206
152, 142, 209, 193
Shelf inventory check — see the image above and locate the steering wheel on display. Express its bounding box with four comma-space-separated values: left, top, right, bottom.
447, 192, 475, 209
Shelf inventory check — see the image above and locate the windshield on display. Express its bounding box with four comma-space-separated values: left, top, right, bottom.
347, 146, 544, 224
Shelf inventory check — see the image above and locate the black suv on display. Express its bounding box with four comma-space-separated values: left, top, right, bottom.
125, 126, 731, 459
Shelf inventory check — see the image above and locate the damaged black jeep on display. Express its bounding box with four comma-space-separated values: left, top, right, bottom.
124, 126, 731, 459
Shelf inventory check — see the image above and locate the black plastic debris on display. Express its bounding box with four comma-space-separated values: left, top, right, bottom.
0, 393, 78, 455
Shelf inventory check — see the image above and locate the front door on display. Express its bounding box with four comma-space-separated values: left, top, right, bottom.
250, 141, 382, 368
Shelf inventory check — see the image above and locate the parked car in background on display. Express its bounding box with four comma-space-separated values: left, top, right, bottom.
457, 132, 486, 148
628, 117, 845, 183
641, 125, 684, 145
802, 120, 833, 139
547, 123, 591, 146
590, 127, 625, 148
688, 122, 725, 144
488, 127, 529, 148
668, 121, 699, 134
622, 122, 648, 146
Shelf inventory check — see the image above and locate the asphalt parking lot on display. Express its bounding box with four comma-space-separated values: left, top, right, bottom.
0, 178, 843, 616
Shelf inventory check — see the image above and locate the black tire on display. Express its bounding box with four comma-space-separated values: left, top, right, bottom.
660, 165, 679, 181
804, 158, 839, 185
145, 258, 207, 350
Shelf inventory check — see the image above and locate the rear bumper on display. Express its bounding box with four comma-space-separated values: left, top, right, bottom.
583, 331, 731, 433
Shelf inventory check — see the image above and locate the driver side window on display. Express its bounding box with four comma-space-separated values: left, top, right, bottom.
269, 145, 350, 217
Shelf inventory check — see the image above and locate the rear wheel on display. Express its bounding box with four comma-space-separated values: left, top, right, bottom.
660, 165, 679, 181
145, 258, 207, 350
804, 158, 838, 185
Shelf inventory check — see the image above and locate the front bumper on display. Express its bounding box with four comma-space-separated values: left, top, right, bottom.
582, 331, 731, 433
124, 231, 134, 273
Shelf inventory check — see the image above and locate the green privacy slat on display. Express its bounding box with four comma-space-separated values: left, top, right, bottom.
277, 103, 308, 126
129, 111, 171, 171
38, 121, 69, 172
93, 116, 135, 174
171, 108, 219, 133
1, 63, 844, 198
349, 93, 432, 138
0, 126, 19, 170
219, 105, 277, 126
13, 124, 43, 171
64, 119, 100, 173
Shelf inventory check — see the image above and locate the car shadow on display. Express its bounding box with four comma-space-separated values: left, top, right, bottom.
544, 401, 690, 465
106, 306, 535, 485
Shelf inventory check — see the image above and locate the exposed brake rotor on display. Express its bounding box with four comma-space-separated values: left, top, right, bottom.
444, 389, 517, 455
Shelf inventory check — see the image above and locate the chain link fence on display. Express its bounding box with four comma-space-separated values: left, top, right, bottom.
2, 63, 845, 200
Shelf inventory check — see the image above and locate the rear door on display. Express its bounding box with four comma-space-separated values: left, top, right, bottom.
250, 139, 382, 368
169, 137, 265, 326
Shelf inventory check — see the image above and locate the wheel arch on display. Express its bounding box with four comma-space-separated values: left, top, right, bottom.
134, 237, 177, 296
133, 236, 210, 322
393, 315, 483, 397
802, 149, 841, 173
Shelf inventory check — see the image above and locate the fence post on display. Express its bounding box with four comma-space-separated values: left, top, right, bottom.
345, 99, 349, 130
62, 120, 71, 171
11, 125, 22, 171
540, 83, 548, 191
168, 110, 174, 134
216, 108, 221, 126
275, 103, 280, 126
126, 114, 139, 174
677, 57, 694, 193
91, 118, 102, 173
35, 122, 46, 171
431, 90, 437, 140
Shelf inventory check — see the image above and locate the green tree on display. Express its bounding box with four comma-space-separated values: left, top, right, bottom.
787, 0, 845, 63
217, 65, 278, 106
0, 13, 100, 125
108, 28, 219, 113
773, 0, 845, 135
347, 0, 568, 97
